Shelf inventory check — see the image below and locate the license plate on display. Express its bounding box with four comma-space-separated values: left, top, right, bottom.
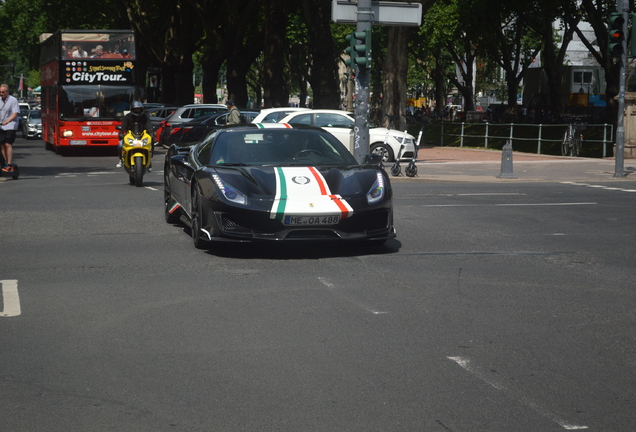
69, 140, 87, 145
283, 215, 340, 226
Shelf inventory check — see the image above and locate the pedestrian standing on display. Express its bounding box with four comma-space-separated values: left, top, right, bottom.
226, 99, 242, 125
0, 84, 19, 173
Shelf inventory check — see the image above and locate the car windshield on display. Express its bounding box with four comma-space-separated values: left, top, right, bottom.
209, 129, 358, 167
29, 110, 41, 119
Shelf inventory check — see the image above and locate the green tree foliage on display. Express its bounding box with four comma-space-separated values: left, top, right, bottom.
460, 0, 543, 116
420, 0, 481, 112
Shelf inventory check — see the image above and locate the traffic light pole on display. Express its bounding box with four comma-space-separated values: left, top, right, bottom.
614, 0, 628, 178
352, 0, 372, 163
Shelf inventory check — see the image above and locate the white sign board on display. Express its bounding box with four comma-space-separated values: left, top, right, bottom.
332, 0, 422, 26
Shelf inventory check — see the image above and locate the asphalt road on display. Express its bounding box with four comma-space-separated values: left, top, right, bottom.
1, 137, 635, 431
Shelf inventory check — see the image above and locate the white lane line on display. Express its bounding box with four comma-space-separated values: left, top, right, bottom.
318, 277, 388, 315
0, 280, 21, 317
448, 356, 588, 430
145, 186, 159, 191
458, 193, 525, 196
415, 202, 596, 208
561, 181, 636, 193
496, 202, 596, 207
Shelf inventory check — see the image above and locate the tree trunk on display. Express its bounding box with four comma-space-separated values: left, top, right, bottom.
382, 27, 410, 130
434, 57, 446, 120
224, 0, 264, 108
262, 0, 288, 107
162, 0, 198, 106
302, 0, 340, 109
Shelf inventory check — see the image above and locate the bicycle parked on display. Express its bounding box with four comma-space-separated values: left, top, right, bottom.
561, 117, 585, 157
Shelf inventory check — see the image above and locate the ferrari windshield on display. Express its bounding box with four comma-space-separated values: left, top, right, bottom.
209, 129, 358, 166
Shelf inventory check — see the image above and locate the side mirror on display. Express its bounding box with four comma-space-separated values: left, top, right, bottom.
115, 125, 122, 130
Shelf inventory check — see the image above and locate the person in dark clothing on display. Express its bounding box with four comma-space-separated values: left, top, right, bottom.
116, 101, 153, 168
226, 99, 242, 125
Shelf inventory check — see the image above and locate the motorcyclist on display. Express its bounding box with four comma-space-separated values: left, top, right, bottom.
116, 101, 153, 169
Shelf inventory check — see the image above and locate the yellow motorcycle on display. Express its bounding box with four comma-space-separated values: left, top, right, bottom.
118, 123, 153, 187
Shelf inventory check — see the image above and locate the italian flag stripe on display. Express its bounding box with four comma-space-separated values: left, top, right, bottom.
308, 166, 329, 195
330, 194, 350, 218
273, 167, 287, 221
255, 123, 292, 129
270, 167, 353, 221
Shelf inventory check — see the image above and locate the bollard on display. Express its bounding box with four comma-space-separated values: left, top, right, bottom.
497, 140, 517, 179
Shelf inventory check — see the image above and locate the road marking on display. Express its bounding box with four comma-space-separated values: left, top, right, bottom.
145, 186, 158, 191
458, 193, 525, 196
414, 202, 596, 208
87, 172, 118, 175
318, 277, 388, 315
561, 181, 636, 193
448, 356, 588, 430
495, 202, 596, 206
0, 280, 21, 317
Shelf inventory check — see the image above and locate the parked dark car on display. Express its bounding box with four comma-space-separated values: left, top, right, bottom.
159, 104, 228, 145
146, 105, 178, 142
165, 110, 260, 147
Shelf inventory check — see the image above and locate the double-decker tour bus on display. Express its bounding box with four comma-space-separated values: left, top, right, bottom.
39, 30, 140, 153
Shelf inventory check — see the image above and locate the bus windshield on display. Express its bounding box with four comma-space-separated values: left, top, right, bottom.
59, 85, 136, 120
61, 32, 135, 59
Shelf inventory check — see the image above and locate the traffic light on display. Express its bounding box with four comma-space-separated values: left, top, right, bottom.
608, 12, 625, 57
345, 29, 371, 70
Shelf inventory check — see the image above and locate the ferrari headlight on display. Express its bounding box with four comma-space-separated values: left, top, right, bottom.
213, 174, 248, 205
366, 172, 385, 204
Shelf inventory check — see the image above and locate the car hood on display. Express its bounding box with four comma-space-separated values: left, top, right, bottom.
370, 127, 415, 140
211, 165, 381, 200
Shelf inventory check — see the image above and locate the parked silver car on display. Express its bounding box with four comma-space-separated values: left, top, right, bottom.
22, 109, 42, 139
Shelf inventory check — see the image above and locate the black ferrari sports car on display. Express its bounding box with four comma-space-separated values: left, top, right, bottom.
163, 123, 395, 248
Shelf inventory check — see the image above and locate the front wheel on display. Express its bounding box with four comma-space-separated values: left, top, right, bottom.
561, 131, 570, 156
405, 163, 417, 177
164, 172, 180, 224
573, 134, 583, 157
370, 143, 394, 163
134, 155, 144, 187
191, 185, 211, 250
391, 161, 402, 177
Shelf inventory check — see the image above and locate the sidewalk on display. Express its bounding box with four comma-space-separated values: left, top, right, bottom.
387, 146, 636, 183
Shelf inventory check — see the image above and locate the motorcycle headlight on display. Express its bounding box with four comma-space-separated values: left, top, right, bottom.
213, 174, 248, 205
126, 137, 135, 145
366, 172, 385, 204
142, 138, 150, 145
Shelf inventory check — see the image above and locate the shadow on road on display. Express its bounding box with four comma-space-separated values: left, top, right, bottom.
170, 224, 402, 259
205, 239, 401, 260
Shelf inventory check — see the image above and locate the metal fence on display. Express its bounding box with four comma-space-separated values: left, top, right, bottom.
420, 121, 615, 158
